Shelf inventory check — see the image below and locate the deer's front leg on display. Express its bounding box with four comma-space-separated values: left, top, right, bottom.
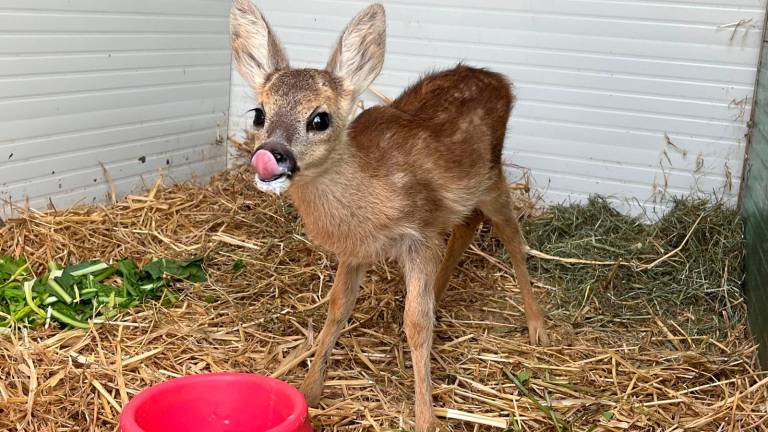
402, 248, 440, 432
300, 259, 367, 407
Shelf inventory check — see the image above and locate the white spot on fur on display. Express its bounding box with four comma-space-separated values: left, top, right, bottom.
255, 175, 291, 195
392, 173, 407, 187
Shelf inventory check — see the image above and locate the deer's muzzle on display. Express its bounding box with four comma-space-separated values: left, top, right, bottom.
251, 142, 297, 182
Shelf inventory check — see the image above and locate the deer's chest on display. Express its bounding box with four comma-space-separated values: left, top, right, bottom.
291, 186, 409, 261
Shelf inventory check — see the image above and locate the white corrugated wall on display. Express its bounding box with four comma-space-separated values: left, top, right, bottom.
0, 0, 232, 217
229, 0, 765, 215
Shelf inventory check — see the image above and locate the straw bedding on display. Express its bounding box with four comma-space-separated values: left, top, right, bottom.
0, 163, 764, 431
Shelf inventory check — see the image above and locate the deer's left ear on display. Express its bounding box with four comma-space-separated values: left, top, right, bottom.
326, 4, 386, 98
230, 0, 289, 91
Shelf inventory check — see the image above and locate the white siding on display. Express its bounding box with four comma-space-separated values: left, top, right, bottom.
0, 0, 232, 217
229, 0, 765, 215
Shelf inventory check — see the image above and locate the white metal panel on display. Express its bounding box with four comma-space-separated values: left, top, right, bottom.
229, 0, 765, 215
0, 0, 232, 217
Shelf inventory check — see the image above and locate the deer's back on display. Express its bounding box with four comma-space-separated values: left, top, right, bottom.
392, 64, 513, 127
350, 65, 513, 173
339, 65, 515, 245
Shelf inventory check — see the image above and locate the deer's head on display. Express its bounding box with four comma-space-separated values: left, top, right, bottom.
230, 0, 386, 194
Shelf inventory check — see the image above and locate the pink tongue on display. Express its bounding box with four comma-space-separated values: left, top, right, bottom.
251, 150, 282, 180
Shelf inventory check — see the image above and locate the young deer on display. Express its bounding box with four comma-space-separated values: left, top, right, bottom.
230, 1, 548, 430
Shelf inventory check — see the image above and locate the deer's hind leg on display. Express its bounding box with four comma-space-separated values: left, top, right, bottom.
434, 210, 484, 302
479, 177, 549, 345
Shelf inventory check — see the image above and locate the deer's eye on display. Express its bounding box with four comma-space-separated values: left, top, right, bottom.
308, 112, 330, 132
250, 107, 265, 128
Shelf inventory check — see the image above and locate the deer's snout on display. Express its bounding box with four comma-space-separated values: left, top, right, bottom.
251, 141, 297, 182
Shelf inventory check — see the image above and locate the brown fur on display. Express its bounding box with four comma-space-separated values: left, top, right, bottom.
230, 2, 548, 431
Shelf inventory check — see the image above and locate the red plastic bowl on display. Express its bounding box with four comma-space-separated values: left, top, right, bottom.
120, 372, 312, 432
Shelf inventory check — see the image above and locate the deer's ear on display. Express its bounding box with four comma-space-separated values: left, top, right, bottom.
326, 4, 386, 97
230, 0, 289, 90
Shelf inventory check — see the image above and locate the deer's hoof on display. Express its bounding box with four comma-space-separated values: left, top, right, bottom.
527, 317, 550, 346
299, 380, 323, 408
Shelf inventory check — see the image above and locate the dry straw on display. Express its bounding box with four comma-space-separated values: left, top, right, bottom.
0, 157, 765, 431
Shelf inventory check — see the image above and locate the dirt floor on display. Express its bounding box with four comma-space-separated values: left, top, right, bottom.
1, 166, 766, 431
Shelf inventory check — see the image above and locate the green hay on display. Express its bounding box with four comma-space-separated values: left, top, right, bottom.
521, 196, 745, 340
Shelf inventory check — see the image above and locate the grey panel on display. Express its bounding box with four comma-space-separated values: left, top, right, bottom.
0, 0, 232, 216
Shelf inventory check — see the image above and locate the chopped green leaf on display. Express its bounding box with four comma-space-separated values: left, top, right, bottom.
516, 369, 531, 385
23, 280, 46, 318
65, 260, 109, 277
47, 272, 73, 305
144, 257, 206, 283
232, 258, 245, 272
0, 256, 26, 278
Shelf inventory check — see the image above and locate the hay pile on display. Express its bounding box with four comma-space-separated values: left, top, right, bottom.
0, 166, 765, 432
523, 196, 746, 340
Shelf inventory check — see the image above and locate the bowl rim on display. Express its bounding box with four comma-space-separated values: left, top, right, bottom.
119, 372, 309, 432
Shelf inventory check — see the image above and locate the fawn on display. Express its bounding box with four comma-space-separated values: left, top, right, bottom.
230, 1, 548, 430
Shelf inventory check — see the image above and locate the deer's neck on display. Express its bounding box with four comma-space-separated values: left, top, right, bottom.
287, 140, 400, 260
289, 140, 359, 207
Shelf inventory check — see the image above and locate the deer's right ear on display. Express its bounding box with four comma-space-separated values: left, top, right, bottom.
230, 0, 289, 90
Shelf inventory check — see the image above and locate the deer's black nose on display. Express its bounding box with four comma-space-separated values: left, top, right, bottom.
253, 141, 297, 176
